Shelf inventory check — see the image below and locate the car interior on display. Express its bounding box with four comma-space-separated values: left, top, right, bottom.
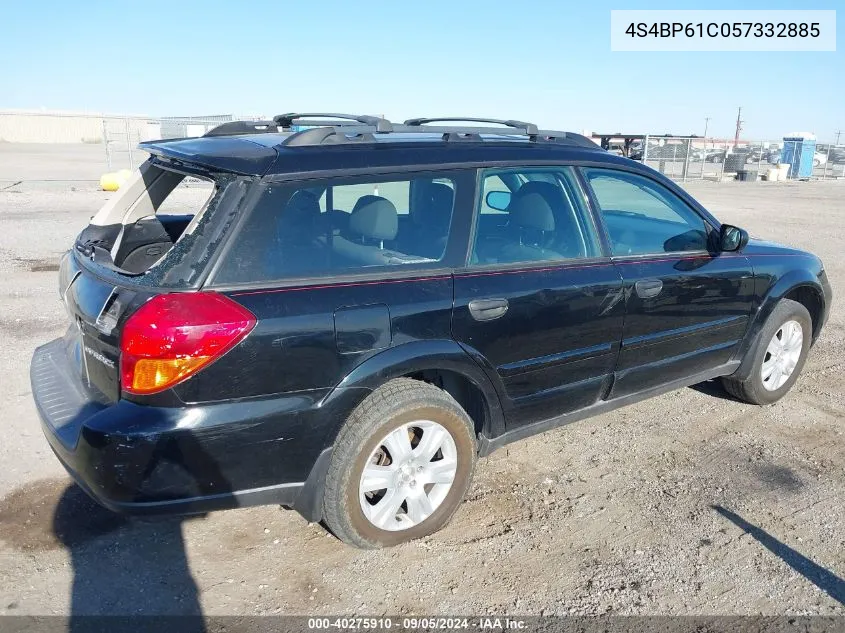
231, 169, 604, 282
219, 177, 457, 283
583, 170, 711, 255
472, 171, 597, 265
89, 165, 216, 274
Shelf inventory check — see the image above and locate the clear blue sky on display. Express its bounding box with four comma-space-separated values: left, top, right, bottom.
1, 0, 842, 141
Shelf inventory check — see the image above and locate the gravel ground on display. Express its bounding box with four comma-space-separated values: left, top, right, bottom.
0, 156, 842, 617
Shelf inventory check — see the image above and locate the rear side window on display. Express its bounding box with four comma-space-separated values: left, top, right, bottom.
214, 173, 459, 284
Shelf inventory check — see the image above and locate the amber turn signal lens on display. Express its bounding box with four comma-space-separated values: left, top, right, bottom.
130, 357, 211, 395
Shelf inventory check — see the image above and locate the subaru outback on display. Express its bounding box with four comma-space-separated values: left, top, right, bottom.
31, 113, 831, 548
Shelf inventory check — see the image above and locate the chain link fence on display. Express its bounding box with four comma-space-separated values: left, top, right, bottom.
629, 135, 845, 182
102, 115, 240, 170
4, 112, 844, 182
0, 112, 256, 175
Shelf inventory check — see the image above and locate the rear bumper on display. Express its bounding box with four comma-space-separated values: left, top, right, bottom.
31, 338, 353, 517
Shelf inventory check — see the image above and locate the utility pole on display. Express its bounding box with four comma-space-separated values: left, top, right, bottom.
733, 107, 743, 148
703, 117, 711, 149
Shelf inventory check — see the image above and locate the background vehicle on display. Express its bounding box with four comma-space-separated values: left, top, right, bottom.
705, 149, 727, 163
765, 148, 782, 164
30, 113, 831, 548
816, 144, 845, 164
630, 140, 691, 162
744, 147, 764, 164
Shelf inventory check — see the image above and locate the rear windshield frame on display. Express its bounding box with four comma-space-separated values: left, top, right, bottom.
74, 159, 254, 289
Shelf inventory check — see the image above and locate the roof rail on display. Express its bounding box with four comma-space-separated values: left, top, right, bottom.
404, 117, 539, 136
276, 123, 600, 149
204, 120, 279, 137
534, 130, 600, 149
272, 113, 393, 133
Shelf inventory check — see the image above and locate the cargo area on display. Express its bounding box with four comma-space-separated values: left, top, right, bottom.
75, 162, 215, 274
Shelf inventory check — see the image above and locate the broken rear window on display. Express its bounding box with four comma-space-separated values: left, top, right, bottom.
78, 161, 217, 275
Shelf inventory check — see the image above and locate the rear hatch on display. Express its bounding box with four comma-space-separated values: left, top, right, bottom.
54, 155, 245, 404
58, 251, 138, 403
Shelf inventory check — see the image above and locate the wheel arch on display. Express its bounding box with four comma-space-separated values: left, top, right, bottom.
732, 271, 825, 380
292, 339, 505, 523
325, 339, 505, 441
782, 284, 825, 341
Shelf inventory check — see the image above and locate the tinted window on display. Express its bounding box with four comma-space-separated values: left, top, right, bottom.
214, 174, 457, 284
471, 167, 600, 265
583, 168, 710, 256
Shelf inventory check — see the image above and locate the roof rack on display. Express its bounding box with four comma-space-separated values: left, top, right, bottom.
204, 120, 279, 137
272, 112, 394, 133
203, 113, 599, 150
404, 117, 539, 137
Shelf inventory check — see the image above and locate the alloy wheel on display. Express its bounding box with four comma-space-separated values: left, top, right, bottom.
359, 421, 458, 531
761, 320, 803, 391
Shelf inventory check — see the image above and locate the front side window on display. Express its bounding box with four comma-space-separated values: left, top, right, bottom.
214, 173, 458, 284
471, 167, 600, 265
583, 168, 711, 256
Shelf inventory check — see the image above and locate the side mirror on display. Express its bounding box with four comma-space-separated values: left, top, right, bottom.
485, 190, 511, 211
719, 224, 749, 252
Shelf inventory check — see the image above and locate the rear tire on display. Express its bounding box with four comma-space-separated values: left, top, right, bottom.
322, 378, 477, 549
721, 299, 812, 405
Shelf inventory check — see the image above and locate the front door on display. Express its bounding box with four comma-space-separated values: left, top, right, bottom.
452, 166, 626, 428
581, 167, 755, 398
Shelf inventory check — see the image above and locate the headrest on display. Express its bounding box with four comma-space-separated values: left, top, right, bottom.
349, 196, 398, 241
414, 182, 454, 226
517, 181, 564, 205
352, 195, 384, 213
278, 190, 320, 240
285, 190, 321, 220
509, 192, 556, 232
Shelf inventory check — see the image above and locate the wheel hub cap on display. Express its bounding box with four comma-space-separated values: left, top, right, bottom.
761, 320, 803, 391
359, 421, 458, 532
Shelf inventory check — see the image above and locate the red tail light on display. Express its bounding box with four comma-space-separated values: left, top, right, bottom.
120, 292, 256, 395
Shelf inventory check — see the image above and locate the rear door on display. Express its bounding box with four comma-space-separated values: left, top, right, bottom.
452, 166, 625, 428
581, 167, 755, 398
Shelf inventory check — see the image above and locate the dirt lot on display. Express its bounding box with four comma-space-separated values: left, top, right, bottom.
0, 151, 842, 617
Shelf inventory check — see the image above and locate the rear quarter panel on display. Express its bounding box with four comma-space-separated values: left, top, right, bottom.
174, 276, 456, 401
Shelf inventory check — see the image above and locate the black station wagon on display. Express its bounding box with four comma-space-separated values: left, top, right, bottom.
31, 113, 831, 548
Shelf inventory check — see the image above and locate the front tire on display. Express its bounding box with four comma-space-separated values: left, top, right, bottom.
722, 299, 812, 405
322, 378, 477, 549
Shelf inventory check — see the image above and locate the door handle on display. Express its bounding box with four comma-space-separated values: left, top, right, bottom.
468, 298, 509, 321
635, 279, 663, 299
